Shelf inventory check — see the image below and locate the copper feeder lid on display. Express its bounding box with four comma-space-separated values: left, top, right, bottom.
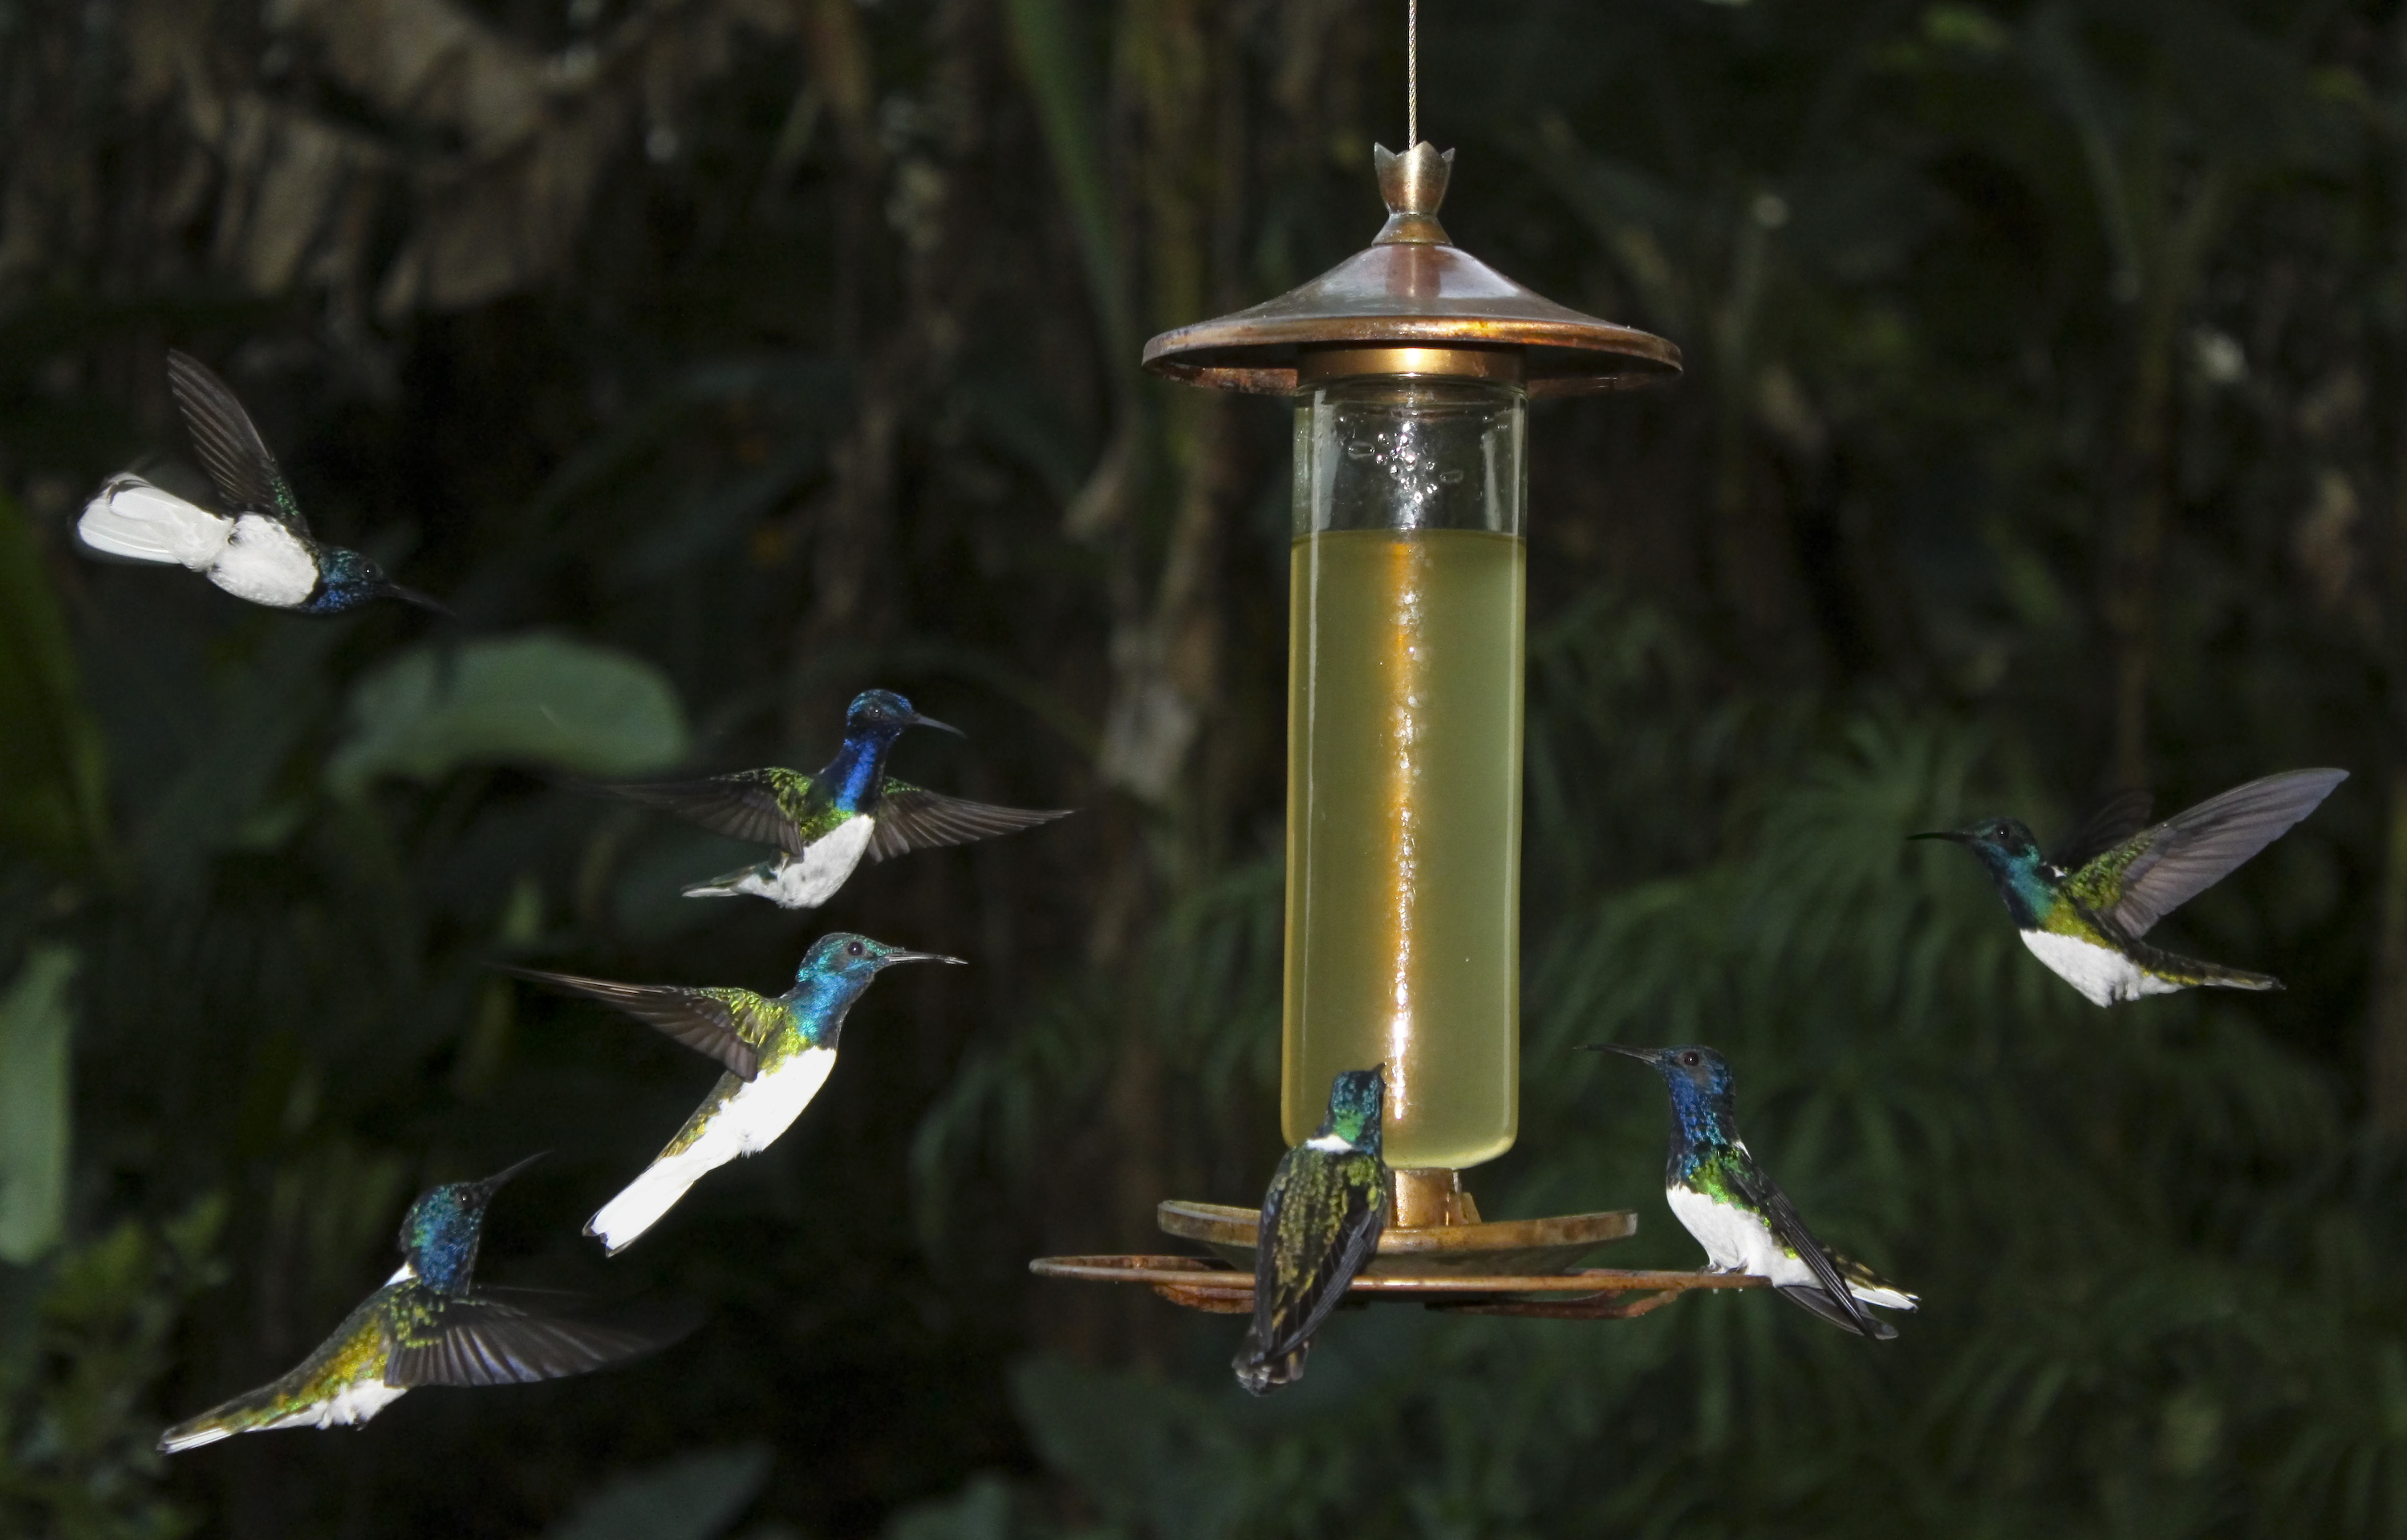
1142, 143, 1681, 397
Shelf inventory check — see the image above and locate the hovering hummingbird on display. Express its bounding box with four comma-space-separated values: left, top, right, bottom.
157, 1154, 685, 1453
603, 689, 1070, 909
1589, 1044, 1914, 1339
503, 933, 961, 1254
1914, 768, 2347, 1007
1233, 1067, 1390, 1395
75, 351, 444, 615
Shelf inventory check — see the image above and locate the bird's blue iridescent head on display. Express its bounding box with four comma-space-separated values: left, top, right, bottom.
301, 546, 446, 615
825, 690, 962, 809
397, 1153, 542, 1294
1315, 1068, 1386, 1153
785, 932, 963, 1045
1912, 816, 2052, 927
301, 546, 393, 614
1589, 1044, 1738, 1152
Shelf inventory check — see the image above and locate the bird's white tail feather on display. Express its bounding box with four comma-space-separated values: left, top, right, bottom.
76, 476, 230, 568
586, 1150, 713, 1254
1849, 1280, 1917, 1311
679, 865, 754, 898
156, 1421, 237, 1454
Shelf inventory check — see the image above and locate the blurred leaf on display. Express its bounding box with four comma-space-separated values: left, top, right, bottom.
0, 945, 76, 1265
542, 1445, 773, 1540
0, 492, 108, 875
883, 1474, 1014, 1540
327, 633, 689, 796
1003, 0, 1130, 368
1009, 1357, 1244, 1540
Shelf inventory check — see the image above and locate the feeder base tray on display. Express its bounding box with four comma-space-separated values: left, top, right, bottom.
1028, 1181, 1765, 1321
1026, 1253, 1767, 1319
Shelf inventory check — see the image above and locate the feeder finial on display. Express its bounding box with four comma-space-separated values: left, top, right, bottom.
1373, 143, 1454, 245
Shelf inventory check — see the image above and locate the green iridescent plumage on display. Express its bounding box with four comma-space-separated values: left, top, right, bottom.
505, 934, 961, 1252
1917, 768, 2346, 1006
159, 1157, 688, 1453
1234, 1068, 1389, 1395
599, 691, 1072, 910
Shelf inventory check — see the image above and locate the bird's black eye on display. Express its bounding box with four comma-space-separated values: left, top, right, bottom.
846, 941, 865, 957
1681, 1051, 1700, 1067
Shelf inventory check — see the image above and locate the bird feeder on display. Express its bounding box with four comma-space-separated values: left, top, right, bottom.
1033, 139, 1769, 1318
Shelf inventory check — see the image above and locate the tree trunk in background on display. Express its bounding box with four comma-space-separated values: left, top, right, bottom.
2369, 772, 2407, 1134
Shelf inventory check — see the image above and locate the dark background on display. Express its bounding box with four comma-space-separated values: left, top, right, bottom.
4, 0, 2406, 1534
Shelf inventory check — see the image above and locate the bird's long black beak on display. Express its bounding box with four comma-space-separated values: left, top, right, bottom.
907, 712, 965, 738
879, 950, 967, 968
1907, 829, 1971, 844
475, 1151, 548, 1194
1578, 1043, 1659, 1064
388, 583, 455, 618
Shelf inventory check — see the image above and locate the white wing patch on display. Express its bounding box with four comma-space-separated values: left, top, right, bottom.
76, 476, 231, 567
2019, 929, 2180, 1007
208, 514, 318, 606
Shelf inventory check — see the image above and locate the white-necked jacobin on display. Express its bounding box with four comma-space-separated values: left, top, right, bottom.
76, 351, 444, 615
1915, 768, 2346, 1007
506, 933, 961, 1254
158, 1154, 688, 1452
1588, 1044, 1915, 1339
1234, 1066, 1390, 1395
605, 689, 1071, 909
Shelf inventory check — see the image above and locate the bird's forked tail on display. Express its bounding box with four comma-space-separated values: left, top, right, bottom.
1232, 1327, 1309, 1396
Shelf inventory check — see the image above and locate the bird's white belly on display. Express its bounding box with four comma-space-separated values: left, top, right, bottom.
209, 515, 317, 606
755, 817, 876, 909
261, 1379, 408, 1432
2019, 929, 2176, 1007
712, 1046, 838, 1156
1667, 1183, 1804, 1284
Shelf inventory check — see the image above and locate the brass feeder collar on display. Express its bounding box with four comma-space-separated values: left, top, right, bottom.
1141, 143, 1681, 397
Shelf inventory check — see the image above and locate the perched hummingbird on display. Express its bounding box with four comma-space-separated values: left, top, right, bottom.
157, 1154, 685, 1453
603, 689, 1070, 908
503, 933, 961, 1254
1589, 1044, 1915, 1339
1914, 768, 2346, 1007
1233, 1067, 1390, 1395
75, 351, 444, 615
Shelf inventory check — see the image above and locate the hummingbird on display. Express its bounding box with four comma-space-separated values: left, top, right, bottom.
602, 689, 1070, 909
157, 1154, 687, 1453
1233, 1066, 1390, 1395
1589, 1044, 1914, 1339
502, 933, 962, 1254
1913, 768, 2347, 1007
75, 350, 444, 615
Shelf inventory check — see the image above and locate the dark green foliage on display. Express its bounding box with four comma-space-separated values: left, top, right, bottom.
2, 0, 2405, 1536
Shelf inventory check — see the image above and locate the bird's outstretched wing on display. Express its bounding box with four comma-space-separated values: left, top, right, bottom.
384, 1289, 695, 1388
2049, 788, 2154, 872
1723, 1153, 1894, 1339
1236, 1149, 1386, 1390
497, 967, 771, 1080
601, 768, 816, 855
866, 782, 1072, 862
164, 350, 304, 529
2070, 768, 2348, 936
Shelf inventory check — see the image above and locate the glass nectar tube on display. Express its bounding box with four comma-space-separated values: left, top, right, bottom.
1282, 374, 1527, 1173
